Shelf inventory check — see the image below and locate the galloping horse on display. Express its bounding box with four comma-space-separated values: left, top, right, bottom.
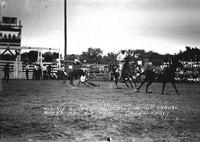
109, 56, 136, 89
160, 59, 183, 95
136, 58, 183, 95
136, 66, 158, 93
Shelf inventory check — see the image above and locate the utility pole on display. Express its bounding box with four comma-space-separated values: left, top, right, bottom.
64, 0, 67, 60
0, 2, 6, 23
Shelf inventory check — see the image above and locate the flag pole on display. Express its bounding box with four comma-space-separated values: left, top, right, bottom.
64, 0, 67, 60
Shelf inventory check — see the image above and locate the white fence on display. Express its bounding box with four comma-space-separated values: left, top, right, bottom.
0, 60, 59, 79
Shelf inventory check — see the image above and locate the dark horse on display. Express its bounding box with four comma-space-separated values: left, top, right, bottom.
109, 56, 136, 89
136, 59, 183, 95
136, 65, 158, 93
63, 68, 86, 86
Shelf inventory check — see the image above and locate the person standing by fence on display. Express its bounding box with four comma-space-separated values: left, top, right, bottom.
4, 63, 10, 82
38, 64, 42, 80
32, 63, 37, 80
43, 65, 47, 80
25, 63, 29, 80
47, 65, 52, 80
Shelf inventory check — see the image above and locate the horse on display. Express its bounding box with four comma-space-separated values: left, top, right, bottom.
136, 58, 183, 95
135, 66, 158, 93
63, 68, 86, 86
160, 59, 183, 95
109, 56, 137, 89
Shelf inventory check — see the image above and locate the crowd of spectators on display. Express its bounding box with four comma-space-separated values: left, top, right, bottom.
22, 60, 200, 83
175, 62, 200, 83
24, 63, 60, 80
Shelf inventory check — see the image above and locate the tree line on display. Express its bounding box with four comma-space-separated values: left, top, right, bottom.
1, 51, 59, 63
1, 46, 200, 65
67, 46, 200, 65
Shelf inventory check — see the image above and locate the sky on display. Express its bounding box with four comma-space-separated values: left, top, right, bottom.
1, 0, 200, 55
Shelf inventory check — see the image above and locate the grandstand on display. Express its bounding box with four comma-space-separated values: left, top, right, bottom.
0, 16, 61, 79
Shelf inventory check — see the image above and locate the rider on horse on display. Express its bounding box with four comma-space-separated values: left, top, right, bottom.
116, 50, 128, 77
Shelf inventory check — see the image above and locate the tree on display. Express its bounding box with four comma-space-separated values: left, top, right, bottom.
28, 50, 38, 62
43, 52, 53, 62
43, 51, 59, 62
80, 47, 103, 64
107, 52, 118, 62
66, 54, 77, 61
52, 52, 59, 60
101, 55, 110, 64
163, 54, 174, 62
178, 46, 200, 61
21, 52, 29, 62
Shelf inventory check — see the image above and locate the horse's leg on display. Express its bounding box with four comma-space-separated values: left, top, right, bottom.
78, 78, 81, 86
77, 75, 80, 87
122, 77, 129, 88
130, 76, 137, 89
114, 75, 119, 89
137, 80, 146, 91
171, 81, 180, 95
63, 75, 67, 83
161, 81, 166, 94
146, 80, 153, 93
128, 77, 134, 89
69, 78, 74, 86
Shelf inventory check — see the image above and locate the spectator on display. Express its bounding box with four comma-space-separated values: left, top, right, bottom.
43, 65, 47, 80
47, 65, 52, 80
32, 63, 37, 80
4, 63, 10, 82
25, 63, 30, 80
38, 64, 42, 80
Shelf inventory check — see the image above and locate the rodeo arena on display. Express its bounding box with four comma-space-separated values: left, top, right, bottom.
1, 17, 200, 142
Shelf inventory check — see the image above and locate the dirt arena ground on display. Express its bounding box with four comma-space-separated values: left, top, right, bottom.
0, 79, 200, 142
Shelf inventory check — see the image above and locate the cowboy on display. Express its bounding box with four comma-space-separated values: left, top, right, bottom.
78, 72, 100, 87
74, 58, 81, 65
116, 50, 128, 77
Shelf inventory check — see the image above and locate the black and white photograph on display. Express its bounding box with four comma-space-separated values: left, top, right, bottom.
0, 0, 200, 141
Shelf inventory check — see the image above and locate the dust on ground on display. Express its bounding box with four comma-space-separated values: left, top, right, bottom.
0, 80, 200, 142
